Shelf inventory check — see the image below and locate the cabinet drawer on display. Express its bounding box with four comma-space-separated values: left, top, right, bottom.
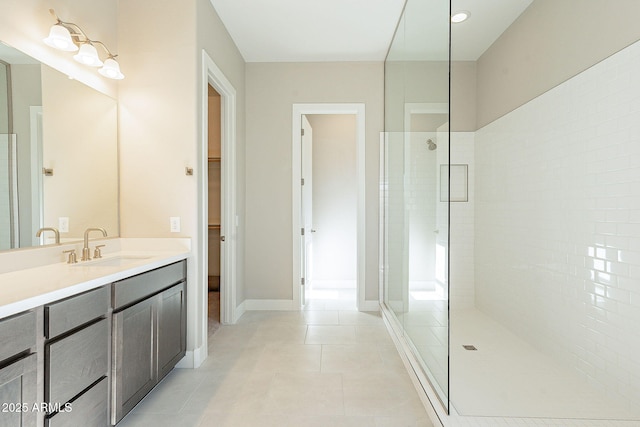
45, 376, 108, 427
112, 261, 186, 310
0, 310, 36, 364
45, 286, 109, 339
46, 319, 108, 405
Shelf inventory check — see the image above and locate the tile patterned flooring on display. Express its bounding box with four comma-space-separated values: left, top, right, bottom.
117, 294, 433, 427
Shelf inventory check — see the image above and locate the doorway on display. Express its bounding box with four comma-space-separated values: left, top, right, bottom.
207, 84, 222, 337
292, 104, 366, 310
301, 114, 358, 309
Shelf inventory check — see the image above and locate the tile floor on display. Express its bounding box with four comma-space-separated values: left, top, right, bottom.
117, 291, 433, 427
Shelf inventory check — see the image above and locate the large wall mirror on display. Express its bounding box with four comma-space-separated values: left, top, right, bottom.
0, 41, 118, 251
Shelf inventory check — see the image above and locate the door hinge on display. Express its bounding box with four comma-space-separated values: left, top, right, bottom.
301, 178, 305, 186
301, 128, 305, 136
301, 277, 305, 285
301, 228, 305, 236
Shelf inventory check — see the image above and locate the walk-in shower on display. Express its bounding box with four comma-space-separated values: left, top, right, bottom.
381, 0, 640, 425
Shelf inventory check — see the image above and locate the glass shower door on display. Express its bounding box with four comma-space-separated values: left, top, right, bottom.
382, 0, 450, 413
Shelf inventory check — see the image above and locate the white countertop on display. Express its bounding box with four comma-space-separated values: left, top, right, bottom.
0, 238, 191, 318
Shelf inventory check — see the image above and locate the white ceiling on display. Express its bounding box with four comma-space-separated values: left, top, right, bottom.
210, 0, 406, 62
210, 0, 533, 63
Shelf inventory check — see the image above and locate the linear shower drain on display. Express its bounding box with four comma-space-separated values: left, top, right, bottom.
462, 345, 477, 351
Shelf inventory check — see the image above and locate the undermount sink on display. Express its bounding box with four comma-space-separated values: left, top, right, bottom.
74, 255, 152, 267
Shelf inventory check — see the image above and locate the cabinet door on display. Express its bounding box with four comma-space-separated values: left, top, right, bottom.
157, 282, 186, 381
111, 297, 156, 425
0, 354, 37, 427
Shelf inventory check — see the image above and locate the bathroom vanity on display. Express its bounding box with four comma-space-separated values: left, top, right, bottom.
0, 239, 190, 427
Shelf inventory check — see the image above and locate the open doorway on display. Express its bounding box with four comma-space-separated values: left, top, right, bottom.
207, 84, 222, 336
302, 114, 358, 309
292, 103, 366, 311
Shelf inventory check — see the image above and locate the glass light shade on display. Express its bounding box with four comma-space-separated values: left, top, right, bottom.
43, 24, 78, 52
73, 43, 103, 67
99, 58, 124, 80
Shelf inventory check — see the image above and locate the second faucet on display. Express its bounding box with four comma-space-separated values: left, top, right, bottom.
82, 227, 108, 261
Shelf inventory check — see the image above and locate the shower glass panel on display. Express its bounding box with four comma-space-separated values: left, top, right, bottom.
382, 0, 450, 412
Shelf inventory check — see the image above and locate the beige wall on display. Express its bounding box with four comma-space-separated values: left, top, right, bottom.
450, 61, 476, 131
476, 0, 640, 128
117, 0, 197, 239
245, 62, 383, 301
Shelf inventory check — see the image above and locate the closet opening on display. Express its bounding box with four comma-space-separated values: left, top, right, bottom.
207, 84, 222, 336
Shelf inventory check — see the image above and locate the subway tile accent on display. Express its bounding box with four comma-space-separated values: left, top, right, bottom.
474, 39, 640, 412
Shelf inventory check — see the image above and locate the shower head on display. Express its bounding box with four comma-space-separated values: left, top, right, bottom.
426, 139, 437, 151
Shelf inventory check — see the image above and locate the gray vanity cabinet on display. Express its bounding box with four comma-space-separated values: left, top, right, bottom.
111, 261, 186, 425
0, 310, 37, 427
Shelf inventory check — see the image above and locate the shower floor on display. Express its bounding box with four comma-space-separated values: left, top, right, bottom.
450, 308, 640, 420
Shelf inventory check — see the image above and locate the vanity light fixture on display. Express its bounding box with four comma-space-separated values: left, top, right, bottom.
43, 9, 124, 79
451, 11, 470, 23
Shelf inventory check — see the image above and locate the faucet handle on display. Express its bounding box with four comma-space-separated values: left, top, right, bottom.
94, 245, 105, 259
63, 249, 77, 264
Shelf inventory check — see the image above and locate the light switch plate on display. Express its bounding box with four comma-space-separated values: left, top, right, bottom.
59, 217, 69, 232
170, 217, 181, 233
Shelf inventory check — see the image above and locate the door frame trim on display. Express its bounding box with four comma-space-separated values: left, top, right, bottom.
200, 51, 237, 335
291, 103, 366, 310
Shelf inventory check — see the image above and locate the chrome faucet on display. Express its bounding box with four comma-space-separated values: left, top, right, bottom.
81, 227, 108, 261
36, 227, 60, 244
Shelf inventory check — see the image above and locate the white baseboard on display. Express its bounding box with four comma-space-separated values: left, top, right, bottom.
243, 299, 298, 311
192, 344, 207, 368
175, 344, 207, 369
233, 300, 246, 323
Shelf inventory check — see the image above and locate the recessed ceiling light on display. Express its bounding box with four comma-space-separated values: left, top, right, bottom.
451, 11, 470, 23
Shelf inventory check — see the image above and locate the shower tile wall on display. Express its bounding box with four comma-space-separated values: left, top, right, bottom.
474, 39, 640, 410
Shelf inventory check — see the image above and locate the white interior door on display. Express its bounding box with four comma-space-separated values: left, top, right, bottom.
301, 115, 313, 305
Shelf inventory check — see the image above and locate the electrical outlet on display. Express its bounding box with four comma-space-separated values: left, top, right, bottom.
59, 217, 69, 232
170, 217, 181, 233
